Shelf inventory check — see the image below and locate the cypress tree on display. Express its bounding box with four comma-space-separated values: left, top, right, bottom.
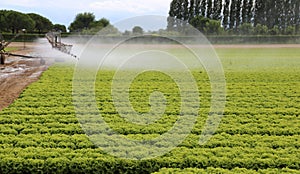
168, 0, 299, 34
176, 0, 184, 29
167, 0, 177, 30
194, 0, 201, 16
212, 0, 223, 20
241, 0, 247, 24
272, 0, 280, 28
235, 0, 242, 30
254, 0, 265, 26
282, 0, 290, 31
295, 0, 300, 33
222, 0, 231, 29
207, 0, 213, 19
182, 0, 190, 21
277, 0, 285, 32
285, 0, 294, 27
189, 0, 195, 19
200, 0, 207, 17
247, 0, 254, 24
229, 0, 237, 29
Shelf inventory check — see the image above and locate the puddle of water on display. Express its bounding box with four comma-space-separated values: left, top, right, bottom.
0, 73, 10, 79
29, 71, 43, 78
4, 67, 25, 73
0, 58, 38, 80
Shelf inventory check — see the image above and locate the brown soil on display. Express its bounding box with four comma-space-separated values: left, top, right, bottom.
0, 42, 52, 111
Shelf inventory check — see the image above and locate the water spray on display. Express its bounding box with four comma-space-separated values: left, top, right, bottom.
45, 31, 78, 60
0, 30, 79, 65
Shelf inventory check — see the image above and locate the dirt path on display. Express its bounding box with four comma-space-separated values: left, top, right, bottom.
0, 42, 52, 111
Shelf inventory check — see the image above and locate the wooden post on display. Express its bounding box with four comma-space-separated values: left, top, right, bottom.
0, 54, 5, 65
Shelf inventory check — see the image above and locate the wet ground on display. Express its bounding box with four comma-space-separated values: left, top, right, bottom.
0, 42, 52, 110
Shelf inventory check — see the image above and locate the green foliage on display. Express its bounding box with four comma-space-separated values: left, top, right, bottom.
123, 30, 131, 36
0, 11, 7, 32
4, 10, 35, 33
27, 13, 53, 33
238, 23, 254, 35
68, 12, 96, 32
1, 33, 45, 42
90, 25, 120, 36
88, 18, 110, 32
132, 26, 144, 35
254, 24, 269, 35
168, 0, 300, 35
189, 16, 223, 35
69, 13, 113, 34
154, 167, 300, 174
205, 19, 223, 35
0, 47, 300, 172
0, 10, 59, 34
269, 25, 280, 35
285, 26, 296, 35
189, 16, 209, 33
53, 24, 67, 33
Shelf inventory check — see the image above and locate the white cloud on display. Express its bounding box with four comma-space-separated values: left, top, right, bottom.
0, 0, 39, 7
89, 0, 170, 15
0, 0, 171, 14
0, 0, 90, 10
0, 0, 172, 27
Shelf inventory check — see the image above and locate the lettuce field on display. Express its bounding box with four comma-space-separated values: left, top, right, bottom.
0, 46, 300, 173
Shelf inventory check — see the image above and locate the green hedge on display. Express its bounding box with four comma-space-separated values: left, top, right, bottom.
153, 167, 300, 174
2, 33, 299, 44
206, 35, 300, 44
1, 33, 44, 42
65, 35, 300, 44
1, 33, 70, 42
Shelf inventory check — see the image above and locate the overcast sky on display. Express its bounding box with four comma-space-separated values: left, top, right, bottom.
0, 0, 172, 28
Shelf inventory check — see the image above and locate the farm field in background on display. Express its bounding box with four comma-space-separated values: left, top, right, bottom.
0, 46, 299, 173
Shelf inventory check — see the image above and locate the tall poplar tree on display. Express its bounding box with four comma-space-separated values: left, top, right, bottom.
168, 0, 299, 34
222, 0, 231, 29
212, 0, 223, 20
207, 0, 213, 19
295, 0, 300, 33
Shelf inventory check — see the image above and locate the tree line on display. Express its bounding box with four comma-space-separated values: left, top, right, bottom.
0, 10, 146, 36
0, 10, 118, 35
68, 12, 115, 34
0, 10, 66, 34
168, 0, 300, 35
